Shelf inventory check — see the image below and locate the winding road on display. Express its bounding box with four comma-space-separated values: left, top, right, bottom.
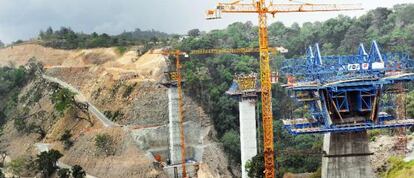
42, 74, 119, 128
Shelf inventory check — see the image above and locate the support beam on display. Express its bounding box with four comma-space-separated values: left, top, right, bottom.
239, 98, 258, 178
322, 131, 374, 178
168, 86, 182, 165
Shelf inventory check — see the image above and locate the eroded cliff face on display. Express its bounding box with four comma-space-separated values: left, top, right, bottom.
0, 62, 167, 178
0, 44, 234, 177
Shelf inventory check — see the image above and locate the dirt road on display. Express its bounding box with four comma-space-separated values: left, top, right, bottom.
42, 74, 119, 128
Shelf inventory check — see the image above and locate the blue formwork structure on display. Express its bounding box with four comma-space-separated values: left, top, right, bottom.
280, 41, 414, 135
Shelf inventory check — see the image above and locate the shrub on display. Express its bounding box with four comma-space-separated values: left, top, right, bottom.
310, 167, 322, 178
71, 165, 86, 178
116, 46, 128, 55
59, 130, 74, 150
220, 130, 241, 163
122, 84, 136, 98
7, 158, 25, 176
14, 117, 26, 132
57, 168, 70, 178
245, 154, 264, 178
104, 110, 124, 122
95, 134, 115, 156
381, 156, 414, 178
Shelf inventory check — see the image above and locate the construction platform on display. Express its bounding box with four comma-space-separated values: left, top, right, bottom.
280, 41, 414, 135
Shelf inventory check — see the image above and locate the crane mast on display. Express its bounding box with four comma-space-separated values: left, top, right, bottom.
150, 50, 188, 177
151, 46, 286, 177
206, 1, 362, 177
174, 51, 187, 178
257, 1, 275, 177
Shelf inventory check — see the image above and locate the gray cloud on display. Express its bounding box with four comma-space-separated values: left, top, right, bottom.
0, 0, 412, 44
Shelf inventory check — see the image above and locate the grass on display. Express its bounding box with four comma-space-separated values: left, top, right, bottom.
116, 46, 128, 55
382, 157, 414, 178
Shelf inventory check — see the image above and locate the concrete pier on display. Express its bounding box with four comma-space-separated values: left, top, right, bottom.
168, 86, 182, 164
239, 99, 258, 178
322, 131, 374, 178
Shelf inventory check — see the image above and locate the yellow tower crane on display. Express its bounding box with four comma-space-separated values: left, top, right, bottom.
150, 49, 188, 177
206, 1, 362, 177
151, 46, 286, 177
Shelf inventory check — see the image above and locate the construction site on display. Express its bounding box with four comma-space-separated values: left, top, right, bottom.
0, 0, 414, 178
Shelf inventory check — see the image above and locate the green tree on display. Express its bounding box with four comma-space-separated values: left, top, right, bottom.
220, 130, 241, 163
57, 168, 70, 178
188, 29, 201, 37
35, 149, 63, 177
50, 88, 75, 114
246, 154, 264, 178
71, 165, 86, 178
59, 130, 73, 150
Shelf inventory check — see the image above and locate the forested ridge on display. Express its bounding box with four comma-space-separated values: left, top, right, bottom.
176, 4, 414, 177
36, 27, 171, 49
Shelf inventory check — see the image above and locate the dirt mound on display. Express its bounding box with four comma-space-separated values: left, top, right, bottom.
0, 44, 72, 66
59, 127, 166, 178
0, 44, 168, 82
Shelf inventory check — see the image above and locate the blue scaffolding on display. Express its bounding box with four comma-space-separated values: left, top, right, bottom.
281, 41, 414, 135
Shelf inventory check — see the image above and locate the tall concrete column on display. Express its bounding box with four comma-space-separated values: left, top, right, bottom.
168, 86, 182, 165
239, 98, 258, 178
322, 131, 374, 178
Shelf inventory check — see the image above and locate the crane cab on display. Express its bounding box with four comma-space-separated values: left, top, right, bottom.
206, 9, 222, 20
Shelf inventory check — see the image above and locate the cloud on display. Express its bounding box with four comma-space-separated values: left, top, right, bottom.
0, 0, 413, 44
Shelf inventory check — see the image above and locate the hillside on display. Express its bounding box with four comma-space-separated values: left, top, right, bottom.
0, 45, 234, 177
0, 3, 414, 178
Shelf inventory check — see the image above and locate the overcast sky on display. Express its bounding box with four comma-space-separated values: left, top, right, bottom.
0, 0, 413, 44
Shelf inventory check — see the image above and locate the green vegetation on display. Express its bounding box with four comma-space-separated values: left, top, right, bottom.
58, 168, 70, 178
59, 130, 74, 150
0, 169, 4, 178
116, 46, 128, 55
246, 154, 265, 178
35, 149, 63, 177
220, 130, 241, 163
39, 27, 170, 49
310, 167, 321, 178
7, 157, 25, 176
0, 64, 36, 135
104, 110, 124, 122
381, 157, 414, 178
50, 88, 76, 115
368, 129, 389, 142
174, 4, 414, 176
71, 165, 86, 178
95, 134, 115, 156
0, 66, 28, 88
122, 83, 137, 98
9, 4, 410, 177
6, 156, 36, 177
407, 91, 414, 118
57, 165, 85, 178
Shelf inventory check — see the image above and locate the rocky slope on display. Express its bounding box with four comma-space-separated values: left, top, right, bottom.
0, 44, 233, 177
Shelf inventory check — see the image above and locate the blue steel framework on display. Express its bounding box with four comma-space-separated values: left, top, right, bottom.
280, 41, 414, 135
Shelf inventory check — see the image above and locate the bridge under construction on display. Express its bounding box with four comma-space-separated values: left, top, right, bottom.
280, 41, 414, 178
